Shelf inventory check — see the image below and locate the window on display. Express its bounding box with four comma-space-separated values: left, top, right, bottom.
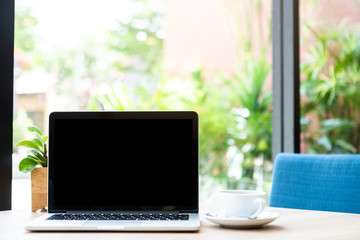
300, 0, 360, 154
272, 0, 300, 157
9, 0, 275, 210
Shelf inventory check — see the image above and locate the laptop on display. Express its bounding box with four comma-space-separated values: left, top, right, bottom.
25, 111, 200, 231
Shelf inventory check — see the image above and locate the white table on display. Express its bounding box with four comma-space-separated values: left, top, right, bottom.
1, 206, 360, 240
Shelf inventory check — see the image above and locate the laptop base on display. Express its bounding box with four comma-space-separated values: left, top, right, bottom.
25, 213, 200, 232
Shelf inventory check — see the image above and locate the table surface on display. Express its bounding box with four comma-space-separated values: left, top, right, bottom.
1, 205, 360, 240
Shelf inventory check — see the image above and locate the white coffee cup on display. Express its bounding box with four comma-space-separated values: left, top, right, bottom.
217, 190, 266, 218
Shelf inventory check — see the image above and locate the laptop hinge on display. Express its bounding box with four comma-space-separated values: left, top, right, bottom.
180, 210, 198, 213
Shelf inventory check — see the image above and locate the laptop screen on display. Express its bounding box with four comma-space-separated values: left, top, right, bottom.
48, 111, 198, 213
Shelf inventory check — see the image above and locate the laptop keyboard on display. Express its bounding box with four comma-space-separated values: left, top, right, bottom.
46, 214, 189, 221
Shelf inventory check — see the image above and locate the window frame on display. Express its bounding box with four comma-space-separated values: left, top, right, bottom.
1, 0, 300, 208
0, 0, 14, 210
272, 0, 300, 159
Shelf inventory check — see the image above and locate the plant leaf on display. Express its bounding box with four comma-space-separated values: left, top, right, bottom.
26, 155, 47, 167
320, 119, 354, 132
335, 139, 356, 153
27, 125, 43, 136
30, 149, 46, 163
16, 140, 42, 152
42, 136, 48, 143
19, 157, 39, 173
31, 138, 43, 150
317, 136, 332, 151
26, 154, 41, 161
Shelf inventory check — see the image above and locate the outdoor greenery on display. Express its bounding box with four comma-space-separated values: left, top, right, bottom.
107, 1, 163, 75
13, 1, 38, 145
226, 51, 272, 187
87, 68, 236, 184
88, 0, 273, 192
87, 63, 272, 192
13, 0, 360, 198
14, 0, 273, 193
16, 126, 48, 173
14, 3, 38, 52
301, 21, 360, 153
13, 109, 35, 146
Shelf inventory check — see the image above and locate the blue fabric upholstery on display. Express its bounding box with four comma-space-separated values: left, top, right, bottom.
269, 153, 360, 214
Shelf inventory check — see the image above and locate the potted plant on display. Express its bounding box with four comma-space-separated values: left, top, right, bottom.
16, 125, 48, 212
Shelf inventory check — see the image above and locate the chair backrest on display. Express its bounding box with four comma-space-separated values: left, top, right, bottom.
269, 153, 360, 214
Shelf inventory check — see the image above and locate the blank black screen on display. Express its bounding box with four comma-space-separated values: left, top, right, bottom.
50, 117, 197, 211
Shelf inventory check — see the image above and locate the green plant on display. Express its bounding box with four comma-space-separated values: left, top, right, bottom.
87, 0, 273, 192
107, 0, 163, 75
87, 68, 235, 182
16, 126, 48, 173
301, 21, 360, 153
179, 69, 235, 181
15, 2, 38, 52
224, 51, 272, 184
220, 0, 272, 190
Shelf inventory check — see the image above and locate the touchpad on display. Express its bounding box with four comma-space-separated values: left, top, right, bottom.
84, 221, 142, 226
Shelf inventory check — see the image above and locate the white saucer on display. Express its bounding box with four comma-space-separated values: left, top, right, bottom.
204, 211, 280, 228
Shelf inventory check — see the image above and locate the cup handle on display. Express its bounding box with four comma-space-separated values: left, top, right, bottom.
250, 198, 266, 219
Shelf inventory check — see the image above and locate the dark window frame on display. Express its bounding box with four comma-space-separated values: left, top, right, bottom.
272, 0, 300, 159
0, 0, 14, 210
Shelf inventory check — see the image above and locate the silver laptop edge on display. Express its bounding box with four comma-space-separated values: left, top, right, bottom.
25, 111, 200, 232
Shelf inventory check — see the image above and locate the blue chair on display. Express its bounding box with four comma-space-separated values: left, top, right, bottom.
269, 153, 360, 214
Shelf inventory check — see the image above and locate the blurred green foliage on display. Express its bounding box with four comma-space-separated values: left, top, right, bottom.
87, 68, 236, 182
15, 3, 38, 52
107, 0, 163, 74
15, 0, 273, 191
226, 52, 272, 179
301, 21, 360, 153
88, 0, 273, 190
13, 109, 35, 147
88, 57, 272, 189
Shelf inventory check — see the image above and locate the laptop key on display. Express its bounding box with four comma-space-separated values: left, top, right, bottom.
46, 214, 189, 221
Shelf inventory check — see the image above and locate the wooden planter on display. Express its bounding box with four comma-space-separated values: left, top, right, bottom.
31, 167, 48, 212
